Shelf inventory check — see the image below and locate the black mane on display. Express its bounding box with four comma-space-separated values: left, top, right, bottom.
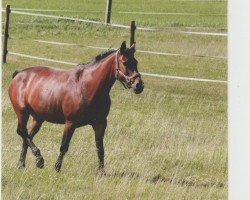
77, 49, 116, 68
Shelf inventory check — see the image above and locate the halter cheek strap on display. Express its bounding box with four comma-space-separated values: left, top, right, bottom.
115, 50, 141, 89
115, 50, 120, 80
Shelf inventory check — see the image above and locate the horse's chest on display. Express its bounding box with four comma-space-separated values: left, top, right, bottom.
68, 96, 111, 126
89, 97, 111, 118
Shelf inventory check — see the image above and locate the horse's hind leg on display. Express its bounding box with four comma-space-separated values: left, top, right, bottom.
18, 139, 28, 169
17, 111, 44, 169
18, 117, 44, 168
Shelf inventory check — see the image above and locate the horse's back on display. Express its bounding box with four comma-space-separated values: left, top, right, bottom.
13, 66, 68, 80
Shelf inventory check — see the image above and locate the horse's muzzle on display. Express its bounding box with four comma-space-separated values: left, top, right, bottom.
132, 81, 144, 94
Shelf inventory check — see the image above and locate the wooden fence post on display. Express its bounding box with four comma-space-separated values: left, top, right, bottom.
130, 21, 136, 47
105, 0, 112, 23
3, 5, 11, 63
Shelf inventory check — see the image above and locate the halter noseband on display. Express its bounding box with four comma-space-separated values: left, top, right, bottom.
115, 50, 141, 89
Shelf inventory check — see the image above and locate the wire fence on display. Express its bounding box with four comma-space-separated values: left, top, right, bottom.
8, 51, 227, 83
10, 8, 227, 16
34, 39, 227, 60
2, 9, 228, 35
2, 6, 227, 84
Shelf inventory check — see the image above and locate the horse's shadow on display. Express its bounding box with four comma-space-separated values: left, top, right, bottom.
106, 172, 225, 188
106, 171, 140, 179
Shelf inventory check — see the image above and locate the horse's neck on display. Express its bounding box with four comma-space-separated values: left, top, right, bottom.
82, 54, 116, 98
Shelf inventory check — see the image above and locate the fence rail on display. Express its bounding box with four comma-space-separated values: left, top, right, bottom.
34, 39, 227, 60
9, 8, 227, 16
2, 9, 228, 35
8, 51, 227, 84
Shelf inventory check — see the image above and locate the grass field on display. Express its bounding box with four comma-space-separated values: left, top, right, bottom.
2, 0, 227, 199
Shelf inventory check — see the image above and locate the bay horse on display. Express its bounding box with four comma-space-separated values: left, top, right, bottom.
8, 41, 144, 174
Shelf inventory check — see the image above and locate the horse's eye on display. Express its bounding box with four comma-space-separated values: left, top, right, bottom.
124, 59, 137, 70
123, 61, 129, 67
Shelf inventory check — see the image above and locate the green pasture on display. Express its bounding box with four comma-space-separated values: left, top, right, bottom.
2, 0, 227, 31
2, 0, 227, 199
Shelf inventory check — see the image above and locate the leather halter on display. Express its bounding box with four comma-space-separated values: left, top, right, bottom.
115, 50, 141, 89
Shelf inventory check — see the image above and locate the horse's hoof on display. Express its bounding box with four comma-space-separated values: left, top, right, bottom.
55, 162, 61, 172
36, 157, 44, 169
97, 168, 106, 177
18, 161, 25, 169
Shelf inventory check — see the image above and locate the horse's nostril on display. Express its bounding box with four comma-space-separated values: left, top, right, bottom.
133, 81, 144, 94
141, 82, 144, 89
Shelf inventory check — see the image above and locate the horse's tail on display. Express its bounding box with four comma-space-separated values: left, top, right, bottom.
12, 70, 20, 79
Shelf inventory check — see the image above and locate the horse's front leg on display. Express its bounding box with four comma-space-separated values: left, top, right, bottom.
92, 119, 107, 176
55, 121, 75, 172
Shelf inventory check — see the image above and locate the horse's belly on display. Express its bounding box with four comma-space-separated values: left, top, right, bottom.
31, 109, 65, 124
43, 115, 65, 124
31, 106, 109, 126
29, 94, 111, 126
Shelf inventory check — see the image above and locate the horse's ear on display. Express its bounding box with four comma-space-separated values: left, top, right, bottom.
120, 41, 126, 55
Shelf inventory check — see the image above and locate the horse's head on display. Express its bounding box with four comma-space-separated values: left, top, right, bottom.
115, 41, 144, 94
